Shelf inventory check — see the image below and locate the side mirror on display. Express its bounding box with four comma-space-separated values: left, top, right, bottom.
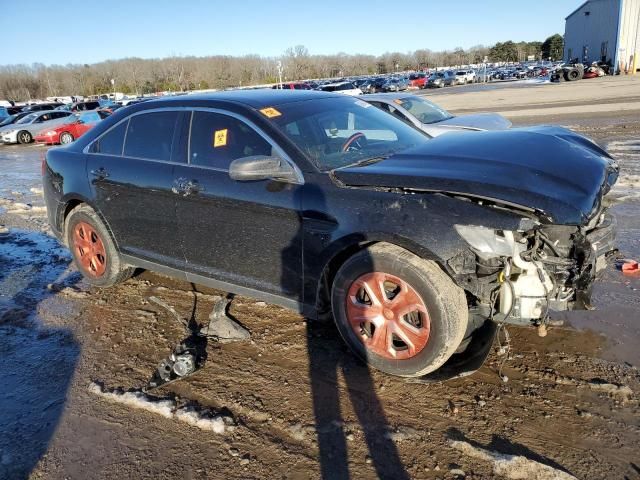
229, 155, 301, 184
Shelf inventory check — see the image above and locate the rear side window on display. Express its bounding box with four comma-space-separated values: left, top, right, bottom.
124, 111, 181, 161
92, 121, 127, 155
189, 111, 272, 170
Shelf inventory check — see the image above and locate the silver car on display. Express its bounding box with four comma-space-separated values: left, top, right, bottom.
363, 93, 512, 137
0, 110, 73, 144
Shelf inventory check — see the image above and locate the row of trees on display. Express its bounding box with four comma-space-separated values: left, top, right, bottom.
0, 35, 563, 102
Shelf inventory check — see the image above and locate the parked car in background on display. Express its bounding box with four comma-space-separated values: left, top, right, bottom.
43, 90, 618, 379
360, 77, 387, 94
35, 110, 109, 145
0, 111, 32, 128
66, 100, 101, 112
0, 106, 23, 119
382, 77, 409, 92
455, 70, 476, 85
363, 93, 512, 137
272, 82, 313, 90
21, 102, 65, 113
318, 81, 362, 96
0, 110, 73, 144
408, 73, 428, 88
427, 71, 455, 88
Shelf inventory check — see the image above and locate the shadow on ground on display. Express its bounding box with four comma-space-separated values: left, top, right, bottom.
0, 229, 80, 479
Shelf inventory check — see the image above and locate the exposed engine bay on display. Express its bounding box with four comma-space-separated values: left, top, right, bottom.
449, 209, 617, 327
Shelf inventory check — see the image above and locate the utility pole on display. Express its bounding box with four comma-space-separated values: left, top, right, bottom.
277, 61, 283, 89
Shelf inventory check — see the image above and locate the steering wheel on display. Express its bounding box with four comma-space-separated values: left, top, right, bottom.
341, 132, 367, 152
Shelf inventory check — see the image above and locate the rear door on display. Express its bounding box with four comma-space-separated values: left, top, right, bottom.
86, 109, 188, 267
173, 109, 303, 300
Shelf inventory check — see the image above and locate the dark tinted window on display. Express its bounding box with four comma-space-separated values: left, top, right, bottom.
124, 111, 181, 161
189, 111, 272, 169
92, 120, 127, 155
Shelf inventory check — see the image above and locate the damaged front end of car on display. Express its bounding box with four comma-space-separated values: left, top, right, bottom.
449, 209, 617, 329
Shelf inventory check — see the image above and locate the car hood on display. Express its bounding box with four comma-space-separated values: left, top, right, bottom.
333, 126, 618, 225
438, 113, 512, 131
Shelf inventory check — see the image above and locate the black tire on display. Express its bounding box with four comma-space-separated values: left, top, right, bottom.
567, 69, 581, 81
331, 243, 468, 377
65, 204, 134, 287
59, 132, 74, 144
17, 130, 32, 144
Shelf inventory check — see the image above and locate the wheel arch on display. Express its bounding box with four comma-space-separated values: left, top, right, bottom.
59, 195, 119, 250
313, 232, 450, 314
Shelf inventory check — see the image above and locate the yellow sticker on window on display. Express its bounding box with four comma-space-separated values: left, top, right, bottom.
213, 129, 228, 147
393, 99, 403, 105
260, 107, 282, 118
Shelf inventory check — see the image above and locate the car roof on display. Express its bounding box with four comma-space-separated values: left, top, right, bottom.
144, 89, 337, 109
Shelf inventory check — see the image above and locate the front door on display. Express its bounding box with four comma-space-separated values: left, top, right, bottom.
86, 110, 189, 267
174, 110, 303, 301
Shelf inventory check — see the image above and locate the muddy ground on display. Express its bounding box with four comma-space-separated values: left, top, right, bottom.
1, 82, 640, 480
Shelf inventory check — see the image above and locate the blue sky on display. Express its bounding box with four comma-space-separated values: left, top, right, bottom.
4, 0, 582, 65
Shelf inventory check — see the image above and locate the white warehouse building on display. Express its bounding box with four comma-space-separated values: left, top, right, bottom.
563, 0, 640, 72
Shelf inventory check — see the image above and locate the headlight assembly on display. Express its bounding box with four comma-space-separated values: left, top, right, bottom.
454, 224, 516, 259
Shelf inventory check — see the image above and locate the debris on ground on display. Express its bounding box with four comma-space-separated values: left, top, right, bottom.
199, 295, 251, 342
619, 259, 640, 276
88, 382, 233, 433
449, 439, 578, 480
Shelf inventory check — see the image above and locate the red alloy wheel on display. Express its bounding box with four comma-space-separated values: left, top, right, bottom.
345, 272, 430, 360
73, 221, 107, 277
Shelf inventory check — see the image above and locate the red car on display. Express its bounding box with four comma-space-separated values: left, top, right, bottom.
271, 82, 313, 90
409, 73, 428, 88
35, 110, 109, 145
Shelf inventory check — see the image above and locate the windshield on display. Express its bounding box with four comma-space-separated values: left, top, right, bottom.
396, 96, 454, 124
17, 113, 38, 124
267, 96, 428, 171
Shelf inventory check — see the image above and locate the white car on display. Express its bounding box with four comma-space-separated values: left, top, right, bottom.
0, 110, 73, 144
455, 70, 476, 84
318, 81, 362, 96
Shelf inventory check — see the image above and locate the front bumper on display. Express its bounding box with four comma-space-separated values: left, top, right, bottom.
449, 211, 618, 325
1, 131, 17, 143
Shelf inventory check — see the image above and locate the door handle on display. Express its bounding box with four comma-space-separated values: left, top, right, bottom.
90, 167, 109, 180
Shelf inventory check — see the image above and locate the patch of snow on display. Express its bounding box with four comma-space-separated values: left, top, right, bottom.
450, 439, 578, 480
88, 382, 229, 433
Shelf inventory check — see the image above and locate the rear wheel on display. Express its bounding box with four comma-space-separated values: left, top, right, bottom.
65, 204, 134, 287
331, 244, 468, 377
17, 130, 32, 144
59, 132, 74, 144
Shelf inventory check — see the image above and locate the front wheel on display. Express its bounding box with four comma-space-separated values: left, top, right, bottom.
331, 244, 468, 377
65, 204, 134, 287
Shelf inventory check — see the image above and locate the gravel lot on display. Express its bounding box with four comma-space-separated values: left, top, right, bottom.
1, 76, 639, 480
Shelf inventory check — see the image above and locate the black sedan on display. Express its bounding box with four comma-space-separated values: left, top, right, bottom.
43, 90, 618, 378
